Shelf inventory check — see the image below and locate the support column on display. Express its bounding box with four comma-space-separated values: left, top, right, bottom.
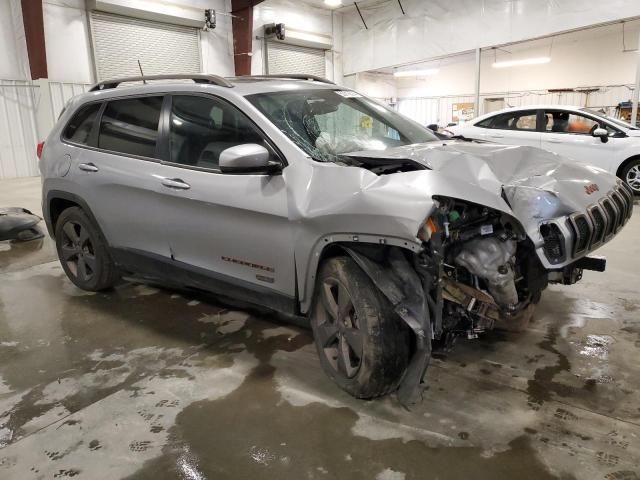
231, 0, 265, 76
33, 78, 55, 141
474, 47, 481, 118
631, 32, 640, 127
21, 0, 48, 80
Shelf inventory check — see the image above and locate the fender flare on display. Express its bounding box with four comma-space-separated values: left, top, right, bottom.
44, 190, 102, 240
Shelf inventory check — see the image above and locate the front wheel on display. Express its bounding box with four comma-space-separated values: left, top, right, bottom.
621, 159, 640, 194
55, 207, 119, 291
310, 256, 410, 399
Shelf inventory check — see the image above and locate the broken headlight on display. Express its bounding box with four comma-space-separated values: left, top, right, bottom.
503, 186, 565, 221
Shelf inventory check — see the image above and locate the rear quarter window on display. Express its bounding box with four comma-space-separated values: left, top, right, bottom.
63, 103, 101, 145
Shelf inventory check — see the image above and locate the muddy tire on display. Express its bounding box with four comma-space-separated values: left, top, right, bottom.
620, 158, 640, 195
55, 207, 119, 291
310, 256, 410, 399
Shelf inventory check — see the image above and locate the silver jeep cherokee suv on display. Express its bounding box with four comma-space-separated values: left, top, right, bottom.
40, 74, 634, 404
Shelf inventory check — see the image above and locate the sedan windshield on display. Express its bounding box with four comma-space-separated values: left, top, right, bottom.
581, 108, 638, 130
247, 89, 438, 162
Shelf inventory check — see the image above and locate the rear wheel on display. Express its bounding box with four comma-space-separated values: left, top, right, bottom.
310, 256, 409, 399
621, 158, 640, 194
55, 207, 119, 291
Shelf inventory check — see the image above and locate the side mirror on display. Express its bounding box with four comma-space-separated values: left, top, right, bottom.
219, 144, 280, 173
592, 127, 609, 143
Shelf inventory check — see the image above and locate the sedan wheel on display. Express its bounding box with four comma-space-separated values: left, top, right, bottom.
625, 163, 640, 193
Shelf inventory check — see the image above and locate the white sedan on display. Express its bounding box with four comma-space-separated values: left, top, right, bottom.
449, 105, 640, 193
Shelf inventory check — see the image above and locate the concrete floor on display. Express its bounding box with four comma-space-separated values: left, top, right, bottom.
1, 176, 639, 480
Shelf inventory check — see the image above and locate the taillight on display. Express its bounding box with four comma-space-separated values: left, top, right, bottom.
36, 141, 44, 159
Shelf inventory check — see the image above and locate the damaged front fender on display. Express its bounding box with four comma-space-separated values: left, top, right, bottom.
342, 245, 433, 406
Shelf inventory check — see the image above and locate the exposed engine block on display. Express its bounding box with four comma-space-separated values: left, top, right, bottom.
455, 236, 518, 308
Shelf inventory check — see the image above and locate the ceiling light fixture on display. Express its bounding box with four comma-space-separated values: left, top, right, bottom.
492, 56, 551, 68
393, 68, 439, 77
324, 0, 342, 7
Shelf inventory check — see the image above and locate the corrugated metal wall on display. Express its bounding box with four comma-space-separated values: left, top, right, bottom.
48, 82, 91, 122
0, 81, 40, 179
0, 80, 90, 179
397, 85, 634, 126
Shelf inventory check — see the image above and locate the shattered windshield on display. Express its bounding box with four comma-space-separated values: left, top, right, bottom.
247, 89, 438, 162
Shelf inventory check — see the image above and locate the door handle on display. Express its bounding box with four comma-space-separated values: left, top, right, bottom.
161, 178, 191, 190
488, 134, 503, 138
78, 162, 99, 172
547, 139, 562, 144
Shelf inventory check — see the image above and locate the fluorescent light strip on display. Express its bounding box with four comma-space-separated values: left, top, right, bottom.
492, 57, 551, 68
324, 0, 342, 7
393, 68, 440, 77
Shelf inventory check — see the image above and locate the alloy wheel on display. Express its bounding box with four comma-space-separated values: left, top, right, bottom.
59, 221, 97, 282
315, 278, 364, 378
626, 164, 640, 193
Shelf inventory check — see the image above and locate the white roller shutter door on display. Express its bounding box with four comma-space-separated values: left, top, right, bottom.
90, 12, 201, 81
266, 42, 326, 77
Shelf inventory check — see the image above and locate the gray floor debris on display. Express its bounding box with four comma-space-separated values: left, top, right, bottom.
0, 177, 639, 479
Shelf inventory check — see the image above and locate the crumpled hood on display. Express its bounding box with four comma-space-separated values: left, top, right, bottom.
347, 141, 620, 213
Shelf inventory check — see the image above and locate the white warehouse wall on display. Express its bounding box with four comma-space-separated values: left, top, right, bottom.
251, 0, 343, 82
0, 0, 234, 179
341, 0, 640, 75
395, 21, 640, 99
44, 0, 95, 84
0, 0, 29, 81
0, 0, 235, 83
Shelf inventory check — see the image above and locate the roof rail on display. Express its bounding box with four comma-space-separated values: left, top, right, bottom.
89, 74, 233, 92
238, 74, 335, 85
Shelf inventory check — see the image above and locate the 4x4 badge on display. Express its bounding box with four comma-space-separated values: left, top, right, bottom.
585, 183, 599, 195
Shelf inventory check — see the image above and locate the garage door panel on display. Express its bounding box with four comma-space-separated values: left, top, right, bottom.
266, 42, 325, 77
90, 12, 201, 81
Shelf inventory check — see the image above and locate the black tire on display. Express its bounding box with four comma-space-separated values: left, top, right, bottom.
54, 207, 119, 291
310, 256, 410, 399
620, 158, 640, 195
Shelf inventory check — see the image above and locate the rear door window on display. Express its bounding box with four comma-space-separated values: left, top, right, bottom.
98, 96, 163, 158
63, 103, 101, 145
487, 110, 538, 131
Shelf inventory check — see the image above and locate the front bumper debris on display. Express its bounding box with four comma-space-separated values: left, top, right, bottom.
0, 208, 44, 242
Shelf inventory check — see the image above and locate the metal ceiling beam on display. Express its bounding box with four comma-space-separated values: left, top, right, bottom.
231, 0, 265, 76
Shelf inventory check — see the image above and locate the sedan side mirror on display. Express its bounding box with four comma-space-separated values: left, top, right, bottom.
592, 127, 609, 143
219, 144, 281, 173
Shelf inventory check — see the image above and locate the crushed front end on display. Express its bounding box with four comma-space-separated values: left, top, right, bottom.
386, 180, 634, 404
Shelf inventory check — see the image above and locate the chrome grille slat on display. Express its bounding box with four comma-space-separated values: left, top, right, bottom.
600, 198, 617, 241
610, 190, 627, 229
568, 213, 592, 256
544, 183, 632, 265
618, 184, 634, 221
587, 205, 606, 248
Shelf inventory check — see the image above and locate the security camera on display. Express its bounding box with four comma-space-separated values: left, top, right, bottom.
204, 9, 216, 30
264, 23, 285, 41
